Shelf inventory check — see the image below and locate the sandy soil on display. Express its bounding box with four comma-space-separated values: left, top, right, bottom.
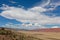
18, 31, 60, 40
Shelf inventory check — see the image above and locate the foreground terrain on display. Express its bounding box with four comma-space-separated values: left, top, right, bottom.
0, 28, 60, 40
18, 31, 60, 40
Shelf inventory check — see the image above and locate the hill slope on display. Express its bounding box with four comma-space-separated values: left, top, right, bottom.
0, 28, 41, 40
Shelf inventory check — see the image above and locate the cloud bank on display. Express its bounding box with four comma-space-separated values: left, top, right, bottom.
2, 23, 46, 30
0, 0, 60, 28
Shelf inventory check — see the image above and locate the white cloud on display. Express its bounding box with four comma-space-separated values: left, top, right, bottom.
0, 4, 60, 25
48, 0, 60, 10
35, 0, 60, 11
9, 0, 17, 4
2, 23, 46, 29
0, 0, 60, 27
51, 26, 59, 28
29, 7, 46, 12
34, 0, 50, 7
42, 0, 50, 7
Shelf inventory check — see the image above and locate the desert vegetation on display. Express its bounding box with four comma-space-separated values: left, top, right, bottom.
0, 28, 60, 40
0, 28, 42, 40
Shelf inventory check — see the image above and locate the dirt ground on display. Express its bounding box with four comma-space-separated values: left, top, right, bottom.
18, 31, 60, 40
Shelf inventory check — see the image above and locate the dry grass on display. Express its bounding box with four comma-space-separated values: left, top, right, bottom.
0, 28, 42, 40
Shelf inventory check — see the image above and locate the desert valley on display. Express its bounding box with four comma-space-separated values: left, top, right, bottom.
0, 28, 60, 40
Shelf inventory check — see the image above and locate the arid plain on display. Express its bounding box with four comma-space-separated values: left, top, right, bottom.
18, 31, 60, 40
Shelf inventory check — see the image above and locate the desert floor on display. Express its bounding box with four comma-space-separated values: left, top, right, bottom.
18, 31, 60, 40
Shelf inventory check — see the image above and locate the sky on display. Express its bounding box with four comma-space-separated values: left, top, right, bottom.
0, 0, 60, 30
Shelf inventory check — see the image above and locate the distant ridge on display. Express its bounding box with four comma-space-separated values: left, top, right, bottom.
0, 27, 60, 32
30, 28, 60, 32
0, 27, 29, 31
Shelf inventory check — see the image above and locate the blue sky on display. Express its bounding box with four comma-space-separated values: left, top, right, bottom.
0, 0, 60, 29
